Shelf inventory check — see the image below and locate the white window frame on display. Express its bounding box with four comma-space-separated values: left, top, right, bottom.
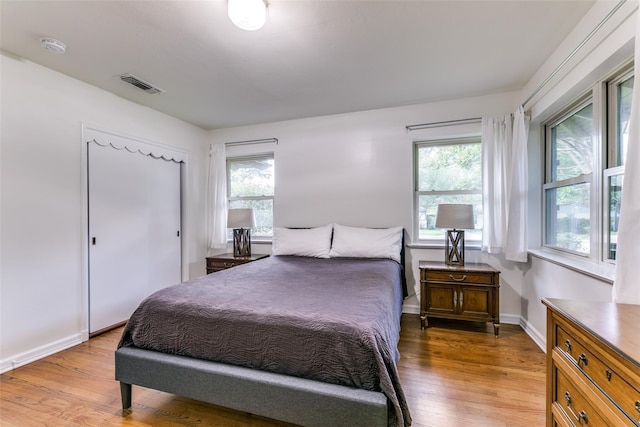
543, 96, 597, 258
226, 153, 275, 240
542, 60, 633, 266
413, 136, 482, 245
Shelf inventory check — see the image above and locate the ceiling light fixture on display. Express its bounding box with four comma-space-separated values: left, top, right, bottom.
228, 0, 267, 31
40, 37, 67, 54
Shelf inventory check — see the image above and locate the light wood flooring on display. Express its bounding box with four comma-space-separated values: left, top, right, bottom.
0, 314, 546, 426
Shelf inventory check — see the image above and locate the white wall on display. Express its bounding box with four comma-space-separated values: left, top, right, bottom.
516, 0, 637, 348
212, 91, 522, 320
0, 53, 209, 372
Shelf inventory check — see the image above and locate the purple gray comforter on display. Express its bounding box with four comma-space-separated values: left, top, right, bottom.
118, 255, 411, 426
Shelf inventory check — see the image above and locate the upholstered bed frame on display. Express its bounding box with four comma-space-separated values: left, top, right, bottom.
115, 346, 388, 426
114, 229, 408, 426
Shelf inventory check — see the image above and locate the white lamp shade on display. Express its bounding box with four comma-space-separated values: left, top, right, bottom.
227, 208, 256, 228
228, 0, 267, 31
435, 204, 474, 229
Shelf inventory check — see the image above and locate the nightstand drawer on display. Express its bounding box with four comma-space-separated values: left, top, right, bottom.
423, 270, 495, 285
205, 253, 268, 274
207, 259, 242, 270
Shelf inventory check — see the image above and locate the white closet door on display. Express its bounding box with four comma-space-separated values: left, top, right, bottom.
88, 142, 181, 333
146, 153, 182, 295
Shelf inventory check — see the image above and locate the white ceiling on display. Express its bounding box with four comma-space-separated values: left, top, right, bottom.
0, 0, 596, 130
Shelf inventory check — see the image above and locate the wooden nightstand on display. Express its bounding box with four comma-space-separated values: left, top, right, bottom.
419, 261, 500, 336
206, 253, 268, 274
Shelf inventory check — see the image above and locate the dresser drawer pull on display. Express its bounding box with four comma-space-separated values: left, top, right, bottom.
565, 339, 572, 353
565, 392, 589, 424
605, 369, 612, 381
578, 353, 588, 368
449, 274, 467, 282
577, 411, 589, 424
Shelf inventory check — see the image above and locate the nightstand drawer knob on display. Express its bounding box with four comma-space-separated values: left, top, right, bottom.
449, 274, 467, 282
565, 339, 572, 353
223, 262, 235, 268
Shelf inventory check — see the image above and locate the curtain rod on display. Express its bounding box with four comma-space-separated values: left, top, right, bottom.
522, 0, 628, 108
225, 138, 278, 147
405, 117, 481, 131
407, 0, 627, 130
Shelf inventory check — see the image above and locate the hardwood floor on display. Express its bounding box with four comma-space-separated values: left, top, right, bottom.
0, 314, 546, 426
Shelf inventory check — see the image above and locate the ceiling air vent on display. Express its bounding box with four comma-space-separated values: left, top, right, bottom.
119, 73, 164, 94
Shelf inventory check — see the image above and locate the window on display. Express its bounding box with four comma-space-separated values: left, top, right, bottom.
604, 70, 634, 261
543, 62, 633, 263
227, 154, 274, 239
544, 100, 593, 255
414, 137, 482, 243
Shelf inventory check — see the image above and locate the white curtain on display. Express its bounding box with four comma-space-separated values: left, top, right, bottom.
481, 114, 512, 254
505, 107, 530, 262
481, 108, 529, 262
208, 144, 228, 249
612, 10, 640, 304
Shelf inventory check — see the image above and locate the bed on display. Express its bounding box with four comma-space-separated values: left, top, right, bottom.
115, 225, 412, 427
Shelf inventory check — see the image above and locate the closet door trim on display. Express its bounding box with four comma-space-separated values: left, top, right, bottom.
80, 124, 189, 342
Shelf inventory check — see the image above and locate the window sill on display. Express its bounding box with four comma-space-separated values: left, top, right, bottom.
528, 248, 614, 284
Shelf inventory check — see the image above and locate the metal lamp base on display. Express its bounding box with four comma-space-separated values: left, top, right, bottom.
445, 229, 465, 265
232, 228, 251, 257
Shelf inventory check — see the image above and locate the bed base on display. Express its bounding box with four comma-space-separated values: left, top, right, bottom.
115, 347, 388, 427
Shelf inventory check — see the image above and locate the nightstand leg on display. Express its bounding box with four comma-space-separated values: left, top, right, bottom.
420, 315, 428, 329
493, 323, 500, 336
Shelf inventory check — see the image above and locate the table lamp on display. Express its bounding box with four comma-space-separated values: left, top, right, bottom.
227, 208, 256, 257
435, 204, 474, 265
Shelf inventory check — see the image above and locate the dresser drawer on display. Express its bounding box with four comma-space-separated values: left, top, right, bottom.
423, 270, 495, 285
555, 362, 609, 426
556, 324, 640, 425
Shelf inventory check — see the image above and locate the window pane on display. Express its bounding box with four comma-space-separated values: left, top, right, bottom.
617, 76, 634, 166
550, 104, 593, 181
607, 173, 623, 260
417, 143, 481, 191
545, 183, 590, 254
418, 194, 482, 241
228, 199, 273, 238
229, 157, 274, 197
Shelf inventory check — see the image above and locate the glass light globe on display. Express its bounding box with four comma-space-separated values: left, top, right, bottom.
228, 0, 267, 31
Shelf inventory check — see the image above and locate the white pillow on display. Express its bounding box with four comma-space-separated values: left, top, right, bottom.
329, 224, 403, 263
272, 224, 333, 258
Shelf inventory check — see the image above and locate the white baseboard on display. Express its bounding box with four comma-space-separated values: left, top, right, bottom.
520, 318, 546, 353
0, 333, 83, 374
402, 303, 420, 314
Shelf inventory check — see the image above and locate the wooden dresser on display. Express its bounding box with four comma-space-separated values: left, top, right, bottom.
543, 298, 640, 427
419, 261, 500, 335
